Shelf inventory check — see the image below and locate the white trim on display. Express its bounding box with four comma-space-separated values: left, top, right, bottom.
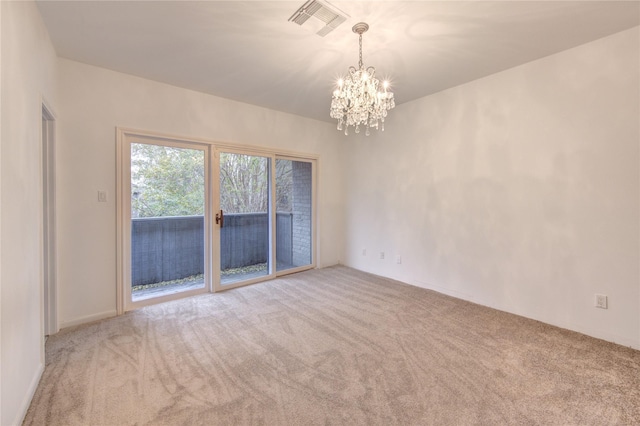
116, 128, 126, 315
116, 127, 319, 309
116, 127, 319, 162
118, 131, 212, 313
276, 264, 315, 277
213, 149, 277, 292
217, 273, 276, 292
128, 287, 209, 310
270, 153, 277, 276
312, 158, 319, 268
274, 156, 317, 275
408, 276, 640, 350
41, 100, 58, 337
0, 1, 2, 420
210, 149, 221, 292
205, 148, 213, 294
14, 362, 44, 426
59, 310, 118, 329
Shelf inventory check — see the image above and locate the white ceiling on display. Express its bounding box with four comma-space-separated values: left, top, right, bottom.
36, 1, 640, 123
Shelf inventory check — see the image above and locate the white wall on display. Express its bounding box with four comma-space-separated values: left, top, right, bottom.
0, 3, 3, 425
0, 1, 58, 425
6, 4, 637, 423
343, 27, 640, 349
56, 58, 345, 328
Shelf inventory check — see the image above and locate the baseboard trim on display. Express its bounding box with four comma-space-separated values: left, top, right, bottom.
14, 362, 44, 426
408, 277, 640, 351
59, 310, 118, 330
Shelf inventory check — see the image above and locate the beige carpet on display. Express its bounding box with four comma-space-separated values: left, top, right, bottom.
24, 266, 640, 425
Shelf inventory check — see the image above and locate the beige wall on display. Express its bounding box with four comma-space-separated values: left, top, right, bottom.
3, 5, 639, 423
343, 27, 640, 349
55, 58, 345, 328
1, 1, 58, 424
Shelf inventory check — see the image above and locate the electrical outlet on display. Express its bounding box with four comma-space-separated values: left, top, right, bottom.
98, 190, 107, 203
595, 294, 608, 309
396, 255, 402, 264
362, 248, 366, 256
379, 252, 385, 260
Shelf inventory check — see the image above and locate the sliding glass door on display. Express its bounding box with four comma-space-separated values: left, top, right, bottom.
118, 129, 316, 312
214, 153, 316, 289
217, 151, 272, 287
120, 135, 211, 311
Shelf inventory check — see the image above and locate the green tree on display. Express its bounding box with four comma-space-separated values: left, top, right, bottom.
132, 144, 205, 217
132, 145, 293, 217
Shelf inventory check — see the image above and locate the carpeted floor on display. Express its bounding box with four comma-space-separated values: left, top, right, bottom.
24, 266, 640, 425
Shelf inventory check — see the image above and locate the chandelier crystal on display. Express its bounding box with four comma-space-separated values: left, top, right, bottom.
330, 22, 395, 136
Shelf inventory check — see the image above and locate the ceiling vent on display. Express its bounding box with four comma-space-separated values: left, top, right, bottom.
288, 0, 349, 37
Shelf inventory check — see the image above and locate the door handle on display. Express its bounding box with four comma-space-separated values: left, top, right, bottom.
215, 210, 224, 228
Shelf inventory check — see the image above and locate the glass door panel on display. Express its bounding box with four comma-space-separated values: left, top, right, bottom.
276, 159, 313, 272
218, 152, 270, 285
119, 130, 316, 311
130, 143, 206, 302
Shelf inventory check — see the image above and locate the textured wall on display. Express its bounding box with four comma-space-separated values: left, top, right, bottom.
343, 27, 640, 349
56, 58, 344, 328
1, 2, 58, 424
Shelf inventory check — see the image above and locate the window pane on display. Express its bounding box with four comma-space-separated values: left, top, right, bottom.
130, 143, 205, 301
276, 159, 312, 272
219, 153, 270, 285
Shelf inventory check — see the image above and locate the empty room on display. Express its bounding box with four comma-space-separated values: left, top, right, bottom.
2, 1, 639, 425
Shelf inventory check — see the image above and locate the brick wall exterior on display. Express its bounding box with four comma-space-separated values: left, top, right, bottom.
291, 161, 312, 267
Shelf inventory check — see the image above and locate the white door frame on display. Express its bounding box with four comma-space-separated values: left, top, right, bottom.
116, 128, 319, 313
42, 101, 58, 336
212, 148, 277, 292
116, 129, 212, 313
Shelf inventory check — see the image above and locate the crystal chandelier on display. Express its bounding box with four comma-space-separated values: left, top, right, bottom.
330, 22, 395, 136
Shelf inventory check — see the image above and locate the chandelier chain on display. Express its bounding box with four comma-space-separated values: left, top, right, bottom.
358, 34, 363, 69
